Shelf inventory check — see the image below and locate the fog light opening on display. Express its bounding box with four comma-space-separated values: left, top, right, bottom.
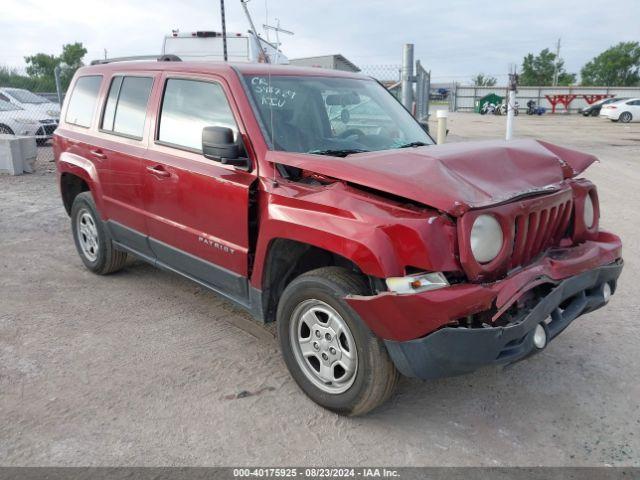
602, 283, 612, 303
533, 323, 547, 349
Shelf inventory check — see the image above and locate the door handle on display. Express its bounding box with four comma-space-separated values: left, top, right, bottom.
146, 165, 171, 178
89, 149, 107, 159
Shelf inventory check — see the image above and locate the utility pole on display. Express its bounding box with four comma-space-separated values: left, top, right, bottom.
220, 0, 228, 61
506, 66, 518, 140
401, 44, 415, 111
552, 37, 561, 87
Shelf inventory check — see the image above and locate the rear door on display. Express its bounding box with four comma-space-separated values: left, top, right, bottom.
96, 74, 157, 258
142, 73, 257, 301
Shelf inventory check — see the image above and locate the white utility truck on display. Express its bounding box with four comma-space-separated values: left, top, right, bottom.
161, 30, 289, 64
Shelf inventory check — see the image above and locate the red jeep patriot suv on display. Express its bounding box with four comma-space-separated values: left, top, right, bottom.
54, 58, 623, 415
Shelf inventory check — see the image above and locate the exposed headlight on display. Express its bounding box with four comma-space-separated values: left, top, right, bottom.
386, 272, 449, 294
583, 193, 595, 228
15, 117, 37, 125
470, 214, 503, 264
47, 110, 60, 118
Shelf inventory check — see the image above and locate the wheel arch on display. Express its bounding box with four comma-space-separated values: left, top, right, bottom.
257, 238, 380, 323
57, 152, 106, 216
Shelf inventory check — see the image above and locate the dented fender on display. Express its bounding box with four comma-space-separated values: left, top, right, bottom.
250, 178, 460, 289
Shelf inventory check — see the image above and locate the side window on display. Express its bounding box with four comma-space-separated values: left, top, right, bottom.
65, 75, 103, 127
158, 78, 238, 151
0, 93, 10, 102
101, 76, 153, 139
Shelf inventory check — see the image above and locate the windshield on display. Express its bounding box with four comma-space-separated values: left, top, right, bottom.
244, 74, 433, 155
6, 89, 50, 104
0, 100, 22, 111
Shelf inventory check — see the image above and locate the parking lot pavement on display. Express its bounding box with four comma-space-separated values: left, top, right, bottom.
1, 114, 639, 466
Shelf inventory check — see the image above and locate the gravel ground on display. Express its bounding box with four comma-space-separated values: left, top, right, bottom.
1, 113, 639, 466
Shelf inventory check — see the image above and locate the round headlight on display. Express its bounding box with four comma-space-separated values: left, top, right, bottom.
470, 214, 504, 264
583, 193, 595, 229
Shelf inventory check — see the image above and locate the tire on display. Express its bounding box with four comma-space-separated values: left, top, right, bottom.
277, 267, 399, 416
619, 112, 633, 123
590, 110, 599, 117
0, 124, 14, 135
70, 192, 128, 275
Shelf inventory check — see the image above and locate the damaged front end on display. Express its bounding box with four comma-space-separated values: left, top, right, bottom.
268, 139, 623, 379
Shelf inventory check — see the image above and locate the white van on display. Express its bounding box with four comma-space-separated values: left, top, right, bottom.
162, 30, 289, 64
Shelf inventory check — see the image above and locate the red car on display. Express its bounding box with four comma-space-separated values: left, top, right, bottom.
54, 59, 623, 415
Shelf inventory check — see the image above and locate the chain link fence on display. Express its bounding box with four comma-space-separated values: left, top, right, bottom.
1, 67, 62, 165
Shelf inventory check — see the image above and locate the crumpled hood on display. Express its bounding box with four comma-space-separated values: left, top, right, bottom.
269, 139, 597, 216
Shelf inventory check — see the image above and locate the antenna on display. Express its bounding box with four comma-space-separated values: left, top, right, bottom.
263, 19, 294, 49
220, 0, 228, 61
240, 0, 270, 63
263, 19, 293, 65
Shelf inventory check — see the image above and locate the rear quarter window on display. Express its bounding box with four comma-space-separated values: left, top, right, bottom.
65, 75, 103, 127
101, 76, 154, 139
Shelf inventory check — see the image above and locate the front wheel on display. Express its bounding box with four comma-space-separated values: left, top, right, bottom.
277, 267, 398, 416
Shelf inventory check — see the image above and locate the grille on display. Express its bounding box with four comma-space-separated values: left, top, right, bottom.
510, 198, 573, 268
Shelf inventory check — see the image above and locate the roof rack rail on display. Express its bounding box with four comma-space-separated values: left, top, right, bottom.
90, 55, 182, 65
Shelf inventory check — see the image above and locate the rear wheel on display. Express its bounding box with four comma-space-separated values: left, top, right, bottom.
619, 112, 633, 123
0, 124, 14, 135
277, 267, 398, 416
71, 192, 128, 274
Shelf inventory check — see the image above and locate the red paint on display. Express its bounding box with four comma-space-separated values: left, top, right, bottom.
54, 61, 622, 347
271, 139, 596, 217
545, 94, 578, 113
348, 231, 622, 341
583, 94, 614, 105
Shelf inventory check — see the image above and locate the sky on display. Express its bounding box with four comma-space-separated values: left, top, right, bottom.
2, 0, 639, 83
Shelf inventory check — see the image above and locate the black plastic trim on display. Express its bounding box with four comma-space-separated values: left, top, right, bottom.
106, 220, 264, 320
384, 260, 623, 380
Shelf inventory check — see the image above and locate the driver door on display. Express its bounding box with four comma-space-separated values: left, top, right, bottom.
142, 73, 256, 301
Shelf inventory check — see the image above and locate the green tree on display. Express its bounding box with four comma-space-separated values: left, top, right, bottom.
23, 42, 87, 91
24, 53, 59, 80
520, 48, 576, 86
472, 73, 497, 86
580, 42, 640, 86
59, 43, 88, 87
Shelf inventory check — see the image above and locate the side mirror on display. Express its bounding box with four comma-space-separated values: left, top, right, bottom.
202, 126, 249, 168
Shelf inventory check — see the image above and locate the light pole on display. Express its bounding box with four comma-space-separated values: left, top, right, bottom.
505, 70, 518, 140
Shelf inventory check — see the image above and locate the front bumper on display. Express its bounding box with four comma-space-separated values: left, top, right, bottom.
345, 231, 623, 379
384, 260, 622, 379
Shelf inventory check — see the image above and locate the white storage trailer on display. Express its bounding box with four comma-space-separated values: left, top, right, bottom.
162, 30, 289, 64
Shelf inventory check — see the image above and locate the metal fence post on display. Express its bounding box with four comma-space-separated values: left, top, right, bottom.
54, 66, 63, 108
425, 70, 431, 117
401, 44, 414, 110
415, 60, 423, 119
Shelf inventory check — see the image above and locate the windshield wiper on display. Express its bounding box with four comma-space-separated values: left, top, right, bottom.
397, 141, 430, 149
308, 148, 369, 157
